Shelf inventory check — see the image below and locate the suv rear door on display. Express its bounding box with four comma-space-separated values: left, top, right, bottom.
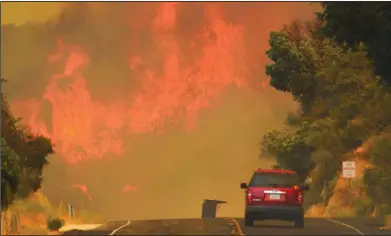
246, 171, 302, 206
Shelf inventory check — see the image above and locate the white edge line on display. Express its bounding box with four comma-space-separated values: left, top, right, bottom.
325, 218, 365, 235
109, 220, 131, 235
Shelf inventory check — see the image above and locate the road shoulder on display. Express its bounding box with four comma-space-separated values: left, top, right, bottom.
63, 218, 235, 235
235, 217, 378, 235
329, 217, 391, 235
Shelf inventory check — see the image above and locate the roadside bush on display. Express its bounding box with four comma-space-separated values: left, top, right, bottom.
363, 135, 391, 216
1, 79, 54, 209
354, 196, 374, 217
378, 204, 391, 217
332, 208, 356, 217
1, 138, 21, 210
321, 174, 339, 205
46, 217, 64, 231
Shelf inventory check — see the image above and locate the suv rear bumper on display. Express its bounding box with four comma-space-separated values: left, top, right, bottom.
245, 205, 303, 221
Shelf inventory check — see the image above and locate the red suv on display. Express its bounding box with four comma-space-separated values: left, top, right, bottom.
240, 168, 309, 228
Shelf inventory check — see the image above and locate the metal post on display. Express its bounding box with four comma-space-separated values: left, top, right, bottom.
68, 204, 75, 218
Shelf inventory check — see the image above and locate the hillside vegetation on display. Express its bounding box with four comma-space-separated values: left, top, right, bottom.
1, 79, 54, 210
261, 3, 391, 218
1, 79, 101, 234
1, 78, 55, 233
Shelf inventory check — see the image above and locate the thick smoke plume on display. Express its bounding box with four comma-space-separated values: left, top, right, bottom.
1, 2, 318, 220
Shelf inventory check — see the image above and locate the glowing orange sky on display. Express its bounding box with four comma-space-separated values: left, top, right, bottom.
2, 3, 320, 164
2, 2, 320, 219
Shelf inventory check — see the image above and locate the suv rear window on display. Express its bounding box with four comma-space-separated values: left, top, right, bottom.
249, 172, 300, 188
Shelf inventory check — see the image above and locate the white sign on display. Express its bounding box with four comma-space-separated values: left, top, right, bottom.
342, 161, 356, 179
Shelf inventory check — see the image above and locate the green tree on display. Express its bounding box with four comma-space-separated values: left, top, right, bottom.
1, 79, 54, 206
263, 18, 391, 208
363, 134, 391, 216
316, 5, 391, 211
1, 138, 21, 210
261, 127, 314, 182
266, 18, 388, 150
318, 2, 391, 84
265, 20, 323, 113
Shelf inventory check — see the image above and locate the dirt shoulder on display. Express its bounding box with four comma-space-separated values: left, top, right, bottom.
384, 216, 391, 230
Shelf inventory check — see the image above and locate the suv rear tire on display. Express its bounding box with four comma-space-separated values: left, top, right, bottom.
244, 214, 254, 226
294, 216, 304, 228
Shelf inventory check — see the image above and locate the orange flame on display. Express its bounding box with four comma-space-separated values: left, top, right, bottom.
8, 3, 316, 164
71, 184, 93, 201
122, 184, 138, 193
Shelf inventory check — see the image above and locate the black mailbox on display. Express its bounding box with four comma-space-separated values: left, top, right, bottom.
201, 199, 227, 218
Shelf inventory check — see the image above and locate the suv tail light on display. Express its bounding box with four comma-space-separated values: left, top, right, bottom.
247, 188, 264, 205
247, 189, 254, 205
297, 191, 303, 204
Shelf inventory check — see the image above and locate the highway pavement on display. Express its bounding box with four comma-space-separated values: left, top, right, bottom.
62, 218, 235, 235
62, 217, 391, 235
234, 217, 391, 235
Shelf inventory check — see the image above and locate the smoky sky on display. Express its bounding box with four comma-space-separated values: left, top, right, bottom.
1, 2, 318, 101
1, 2, 319, 220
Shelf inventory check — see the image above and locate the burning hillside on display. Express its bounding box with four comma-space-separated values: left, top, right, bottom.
1, 2, 318, 220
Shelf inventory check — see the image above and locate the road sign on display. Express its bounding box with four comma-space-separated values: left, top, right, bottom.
342, 161, 356, 179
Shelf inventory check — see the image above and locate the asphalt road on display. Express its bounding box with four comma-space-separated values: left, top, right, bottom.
235, 217, 391, 235
62, 217, 391, 235
62, 218, 235, 235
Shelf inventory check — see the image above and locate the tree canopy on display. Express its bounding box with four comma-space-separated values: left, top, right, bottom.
262, 3, 391, 213
1, 79, 54, 210
318, 2, 391, 85
1, 138, 21, 210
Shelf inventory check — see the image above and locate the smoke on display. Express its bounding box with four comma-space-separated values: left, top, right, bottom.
1, 2, 319, 220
